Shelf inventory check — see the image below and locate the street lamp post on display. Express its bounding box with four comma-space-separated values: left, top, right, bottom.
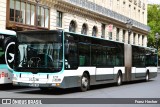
126, 19, 133, 44
35, 0, 40, 27
155, 33, 159, 66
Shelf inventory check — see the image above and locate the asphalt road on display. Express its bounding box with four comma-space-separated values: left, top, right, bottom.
0, 73, 160, 107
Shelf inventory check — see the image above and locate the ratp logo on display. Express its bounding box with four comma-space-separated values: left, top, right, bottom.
2, 99, 11, 104
5, 42, 15, 70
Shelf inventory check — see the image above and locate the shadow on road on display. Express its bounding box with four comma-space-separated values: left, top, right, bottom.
0, 84, 28, 90
14, 79, 154, 95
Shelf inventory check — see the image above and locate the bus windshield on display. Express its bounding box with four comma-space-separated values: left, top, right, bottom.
15, 31, 63, 73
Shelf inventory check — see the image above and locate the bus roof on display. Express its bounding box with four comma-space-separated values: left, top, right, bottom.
0, 29, 16, 36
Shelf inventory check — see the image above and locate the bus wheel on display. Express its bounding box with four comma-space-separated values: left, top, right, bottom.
145, 72, 149, 82
80, 73, 90, 92
116, 73, 122, 86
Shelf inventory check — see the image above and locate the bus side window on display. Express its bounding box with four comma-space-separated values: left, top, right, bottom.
79, 43, 90, 66
65, 34, 78, 69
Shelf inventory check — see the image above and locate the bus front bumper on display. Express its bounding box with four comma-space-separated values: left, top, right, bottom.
13, 81, 62, 88
12, 75, 81, 89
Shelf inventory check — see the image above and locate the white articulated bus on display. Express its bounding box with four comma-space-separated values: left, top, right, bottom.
0, 29, 16, 84
10, 30, 157, 91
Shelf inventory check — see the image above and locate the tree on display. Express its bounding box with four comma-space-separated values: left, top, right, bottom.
147, 4, 160, 49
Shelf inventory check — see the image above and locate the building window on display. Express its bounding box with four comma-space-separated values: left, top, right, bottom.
57, 11, 62, 27
10, 0, 14, 21
142, 35, 144, 46
101, 24, 105, 38
92, 26, 98, 37
37, 6, 49, 27
116, 28, 119, 41
9, 0, 49, 28
138, 34, 140, 45
122, 30, 125, 42
133, 33, 136, 44
15, 0, 21, 23
128, 33, 131, 44
81, 23, 88, 35
26, 4, 31, 25
109, 32, 112, 40
69, 20, 76, 32
45, 8, 49, 28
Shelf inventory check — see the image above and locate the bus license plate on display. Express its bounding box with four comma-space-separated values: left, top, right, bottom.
29, 83, 39, 87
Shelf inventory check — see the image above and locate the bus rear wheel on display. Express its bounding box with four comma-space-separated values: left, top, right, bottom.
80, 73, 90, 92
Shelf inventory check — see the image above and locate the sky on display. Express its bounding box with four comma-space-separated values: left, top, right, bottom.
148, 0, 160, 4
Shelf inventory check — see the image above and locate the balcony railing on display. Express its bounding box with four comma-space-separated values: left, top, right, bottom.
60, 0, 150, 32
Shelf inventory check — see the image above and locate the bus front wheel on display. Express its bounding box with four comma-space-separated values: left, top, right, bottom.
80, 73, 90, 92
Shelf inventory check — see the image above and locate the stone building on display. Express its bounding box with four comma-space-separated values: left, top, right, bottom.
0, 0, 149, 46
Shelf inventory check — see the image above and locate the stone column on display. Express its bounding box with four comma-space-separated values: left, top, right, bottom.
144, 36, 147, 47
112, 26, 116, 41
50, 7, 57, 30
130, 32, 133, 44
139, 34, 142, 46
125, 31, 128, 44
135, 33, 138, 45
105, 24, 109, 40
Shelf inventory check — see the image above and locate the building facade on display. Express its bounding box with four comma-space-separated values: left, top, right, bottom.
0, 0, 149, 46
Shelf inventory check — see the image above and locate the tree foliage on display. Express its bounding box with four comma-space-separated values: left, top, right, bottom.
147, 4, 160, 48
